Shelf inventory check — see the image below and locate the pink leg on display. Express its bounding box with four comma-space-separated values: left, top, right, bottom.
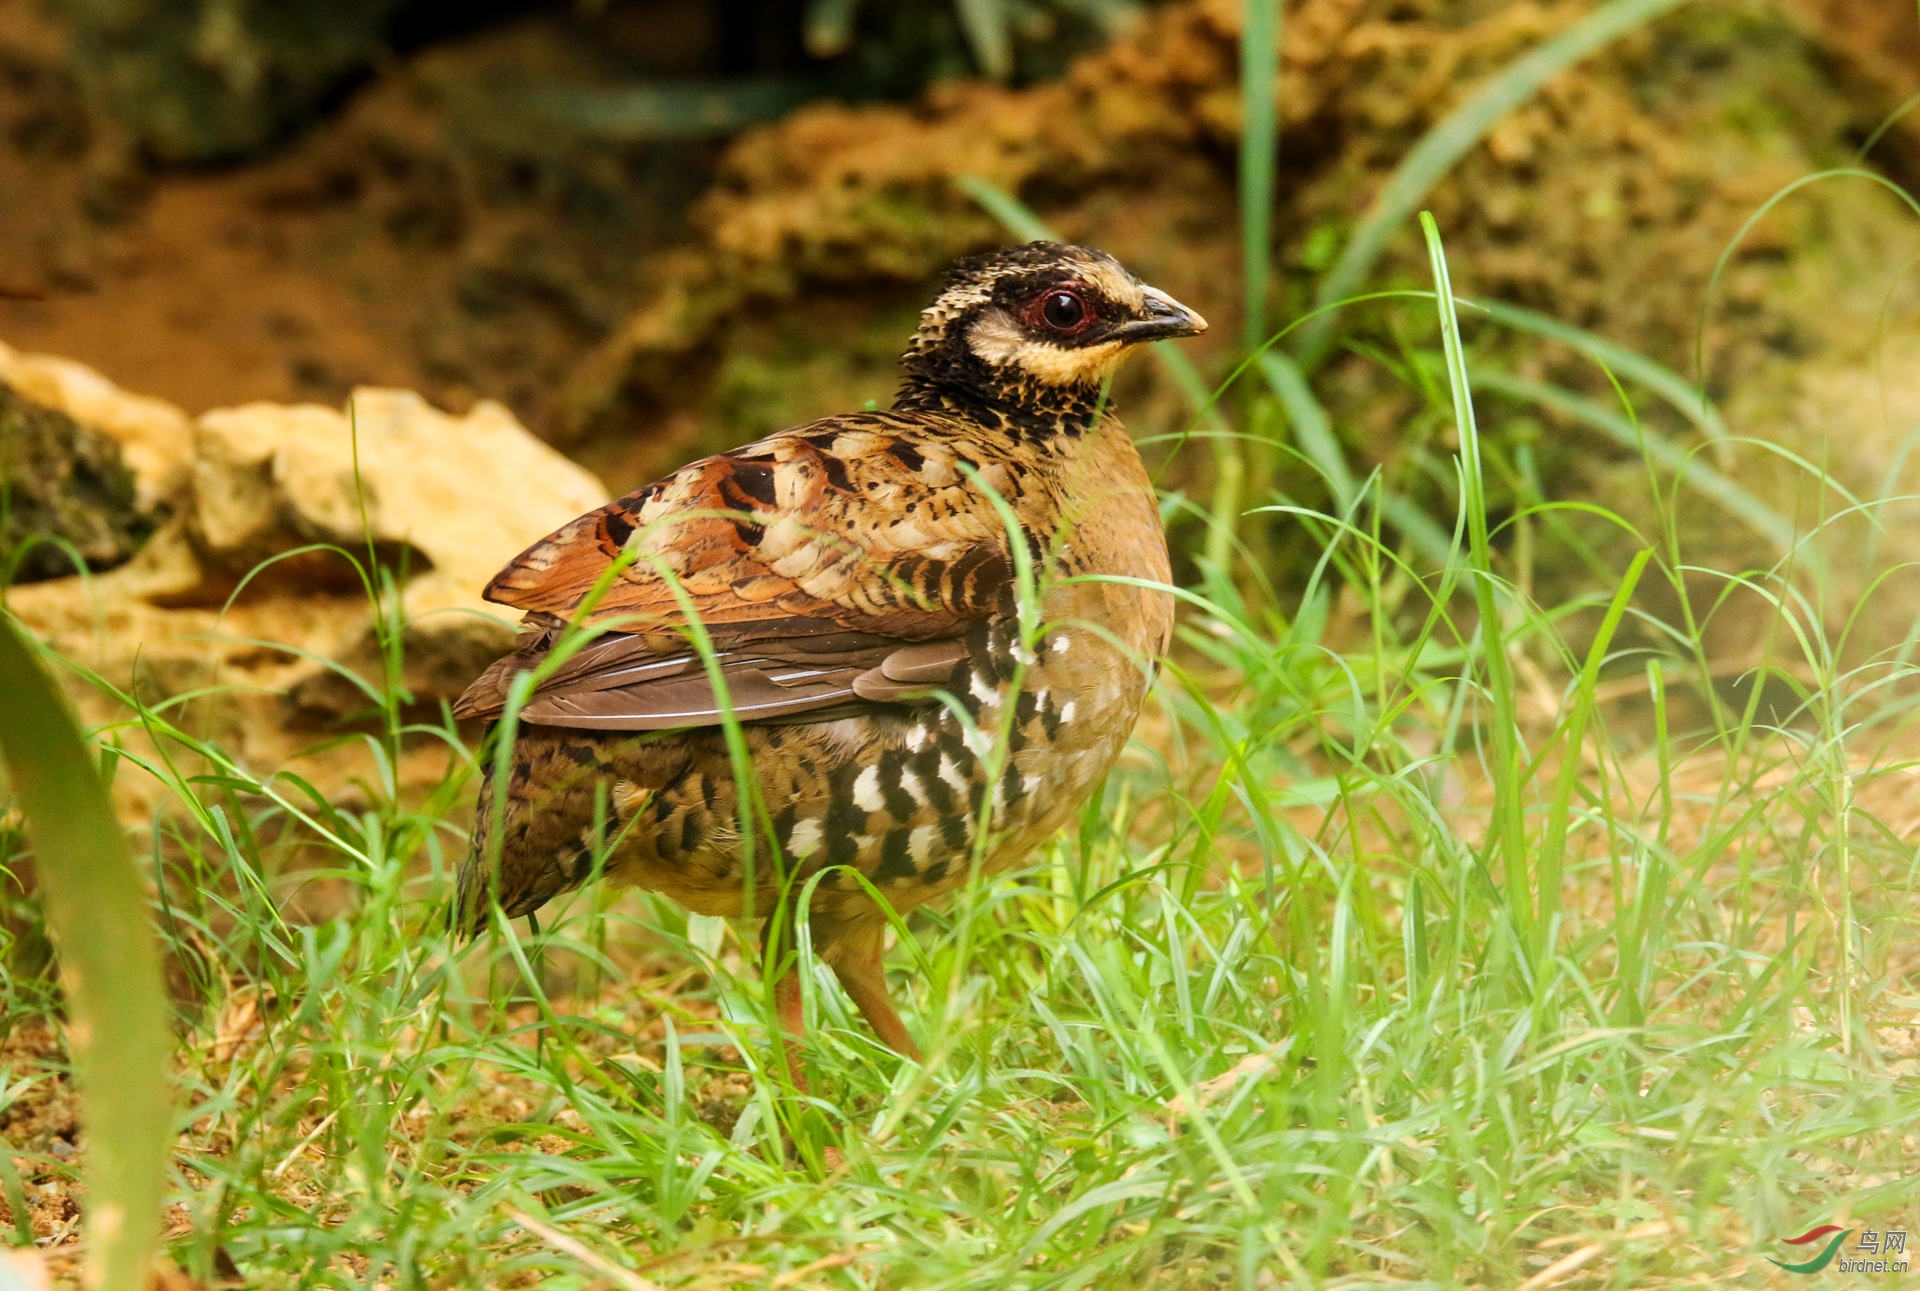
825, 919, 922, 1061
762, 901, 813, 1091
771, 951, 809, 1092
763, 906, 845, 1169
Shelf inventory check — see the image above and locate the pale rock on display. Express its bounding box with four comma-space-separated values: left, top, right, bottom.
189, 388, 608, 713
10, 378, 610, 818
192, 388, 605, 585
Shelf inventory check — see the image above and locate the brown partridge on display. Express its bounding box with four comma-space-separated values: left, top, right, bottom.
453, 241, 1206, 1077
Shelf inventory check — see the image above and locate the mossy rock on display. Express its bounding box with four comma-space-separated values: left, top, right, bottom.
0, 378, 153, 582
56, 0, 407, 161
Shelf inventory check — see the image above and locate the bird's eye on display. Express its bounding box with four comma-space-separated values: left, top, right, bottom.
1040, 291, 1087, 332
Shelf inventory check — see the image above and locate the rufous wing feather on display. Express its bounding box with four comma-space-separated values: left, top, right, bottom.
481, 417, 1019, 639
459, 415, 1013, 730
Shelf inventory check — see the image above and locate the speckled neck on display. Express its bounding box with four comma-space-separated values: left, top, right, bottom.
893, 367, 1106, 440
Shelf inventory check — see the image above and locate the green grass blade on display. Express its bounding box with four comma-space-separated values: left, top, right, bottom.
1536, 547, 1651, 944
1855, 88, 1920, 163
1469, 370, 1807, 561
1255, 352, 1355, 506
0, 616, 172, 1291
1420, 212, 1531, 950
956, 173, 1049, 243
1465, 297, 1730, 447
955, 0, 1015, 78
1239, 0, 1280, 351
1298, 0, 1691, 363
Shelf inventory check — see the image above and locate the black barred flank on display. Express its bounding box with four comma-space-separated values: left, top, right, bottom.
1000, 760, 1026, 810
875, 829, 915, 881
826, 818, 860, 867
879, 757, 918, 820
915, 745, 956, 815
938, 812, 970, 852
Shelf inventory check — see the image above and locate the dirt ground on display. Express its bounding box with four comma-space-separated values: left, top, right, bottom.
0, 0, 725, 440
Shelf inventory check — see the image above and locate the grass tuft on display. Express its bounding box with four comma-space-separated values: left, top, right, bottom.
10, 213, 1916, 1280
3, 13, 1920, 1279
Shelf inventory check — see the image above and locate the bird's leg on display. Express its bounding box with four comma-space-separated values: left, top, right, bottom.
772, 962, 809, 1093
763, 899, 847, 1172
824, 918, 922, 1062
762, 899, 810, 1092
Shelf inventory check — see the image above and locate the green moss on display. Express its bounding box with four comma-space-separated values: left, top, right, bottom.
0, 381, 153, 583
700, 294, 924, 448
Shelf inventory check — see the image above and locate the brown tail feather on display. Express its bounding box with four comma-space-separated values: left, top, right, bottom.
453, 731, 606, 935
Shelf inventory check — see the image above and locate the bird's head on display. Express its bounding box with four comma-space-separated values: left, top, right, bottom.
898, 242, 1208, 429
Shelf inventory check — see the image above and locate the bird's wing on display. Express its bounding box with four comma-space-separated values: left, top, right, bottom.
451, 615, 967, 729
454, 417, 1017, 728
481, 416, 1021, 636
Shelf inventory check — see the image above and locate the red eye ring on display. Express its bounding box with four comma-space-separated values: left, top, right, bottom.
1026, 287, 1093, 335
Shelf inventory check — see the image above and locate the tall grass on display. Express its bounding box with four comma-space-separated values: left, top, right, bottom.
0, 619, 171, 1291
1293, 0, 1695, 364
3, 0, 1920, 1286
4, 206, 1916, 1281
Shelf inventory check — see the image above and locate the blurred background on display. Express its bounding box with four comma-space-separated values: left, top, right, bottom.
6, 6, 1920, 1283
3, 0, 1920, 776
4, 0, 1920, 794
0, 0, 1911, 462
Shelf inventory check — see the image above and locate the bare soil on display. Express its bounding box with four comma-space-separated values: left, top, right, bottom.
0, 0, 720, 440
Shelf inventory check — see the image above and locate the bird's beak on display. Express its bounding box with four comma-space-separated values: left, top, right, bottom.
1112, 285, 1209, 343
